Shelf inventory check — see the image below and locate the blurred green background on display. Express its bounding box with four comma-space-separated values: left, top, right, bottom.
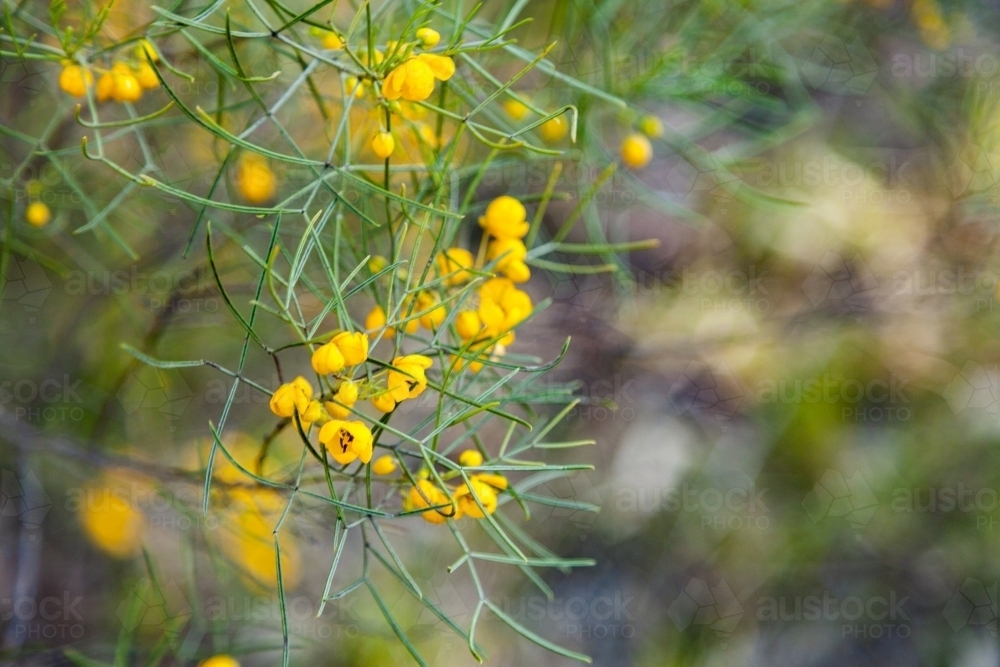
5, 0, 1000, 665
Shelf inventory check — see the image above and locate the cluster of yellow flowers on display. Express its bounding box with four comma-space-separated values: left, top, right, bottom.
58, 41, 160, 103
402, 449, 508, 523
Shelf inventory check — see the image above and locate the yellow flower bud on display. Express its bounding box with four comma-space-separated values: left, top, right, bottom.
365, 304, 394, 337
416, 27, 441, 48
136, 39, 159, 62
325, 380, 359, 419
331, 331, 369, 366
111, 65, 143, 103
455, 310, 483, 340
479, 195, 529, 240
311, 341, 346, 375
236, 154, 276, 204
620, 133, 653, 170
59, 64, 93, 97
371, 391, 396, 413
455, 478, 498, 518
382, 54, 454, 102
269, 376, 313, 419
199, 657, 240, 667
322, 31, 344, 50
458, 450, 483, 467
96, 72, 115, 102
638, 114, 664, 138
388, 354, 433, 402
404, 480, 461, 523
371, 131, 395, 159
540, 114, 568, 142
416, 292, 446, 330
25, 202, 51, 227
372, 455, 397, 475
135, 62, 159, 90
436, 247, 474, 286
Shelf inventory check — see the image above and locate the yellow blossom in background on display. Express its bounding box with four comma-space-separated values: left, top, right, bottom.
437, 247, 474, 285
110, 62, 142, 103
416, 292, 446, 329
503, 97, 530, 120
78, 481, 147, 558
236, 154, 276, 204
372, 455, 397, 475
319, 420, 374, 465
325, 380, 359, 419
388, 354, 433, 401
372, 130, 395, 158
912, 0, 950, 49
59, 64, 93, 97
199, 656, 240, 667
96, 72, 115, 102
25, 202, 51, 227
479, 195, 529, 240
322, 31, 344, 50
218, 489, 301, 592
540, 114, 569, 142
403, 479, 460, 523
621, 132, 653, 170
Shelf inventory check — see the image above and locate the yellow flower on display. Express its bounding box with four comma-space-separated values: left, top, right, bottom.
455, 477, 498, 518
487, 238, 530, 283
325, 379, 358, 419
369, 255, 389, 274
388, 354, 433, 401
458, 449, 483, 467
111, 63, 142, 103
478, 278, 532, 338
620, 133, 652, 170
370, 390, 396, 413
475, 473, 508, 491
59, 64, 93, 97
416, 27, 441, 48
199, 656, 240, 667
540, 114, 568, 142
372, 130, 395, 159
322, 31, 344, 50
319, 420, 374, 465
404, 479, 461, 523
455, 310, 483, 340
332, 331, 369, 366
638, 114, 664, 138
236, 154, 276, 204
78, 481, 146, 558
96, 72, 115, 102
372, 455, 397, 475
382, 54, 455, 102
311, 341, 346, 375
416, 292, 446, 330
345, 76, 368, 97
299, 400, 324, 428
436, 247, 474, 286
135, 62, 159, 90
25, 202, 51, 227
503, 97, 530, 121
365, 304, 389, 334
269, 376, 313, 419
479, 195, 528, 240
